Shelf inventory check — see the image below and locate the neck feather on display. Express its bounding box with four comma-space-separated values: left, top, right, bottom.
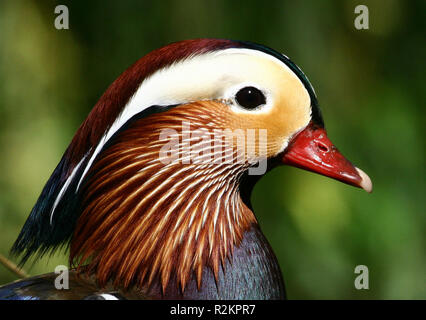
70, 103, 258, 293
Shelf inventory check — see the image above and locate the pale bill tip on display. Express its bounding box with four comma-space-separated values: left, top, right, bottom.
356, 167, 373, 193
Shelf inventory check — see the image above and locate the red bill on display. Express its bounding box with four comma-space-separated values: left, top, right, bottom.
282, 122, 372, 193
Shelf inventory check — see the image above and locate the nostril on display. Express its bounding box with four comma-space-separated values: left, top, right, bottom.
317, 142, 329, 152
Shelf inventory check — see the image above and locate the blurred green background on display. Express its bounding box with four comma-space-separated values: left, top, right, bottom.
0, 0, 424, 299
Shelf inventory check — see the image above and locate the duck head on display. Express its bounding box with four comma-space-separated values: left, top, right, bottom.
12, 39, 372, 294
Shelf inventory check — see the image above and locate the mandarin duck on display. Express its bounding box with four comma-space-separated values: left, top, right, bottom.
0, 39, 372, 300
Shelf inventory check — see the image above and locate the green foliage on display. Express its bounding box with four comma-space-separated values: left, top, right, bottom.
0, 0, 424, 299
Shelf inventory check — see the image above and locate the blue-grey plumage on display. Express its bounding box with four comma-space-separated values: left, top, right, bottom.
1, 226, 284, 300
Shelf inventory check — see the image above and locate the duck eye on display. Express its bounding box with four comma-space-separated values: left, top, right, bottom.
235, 86, 266, 109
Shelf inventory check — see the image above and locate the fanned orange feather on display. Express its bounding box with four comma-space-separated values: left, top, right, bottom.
70, 101, 258, 292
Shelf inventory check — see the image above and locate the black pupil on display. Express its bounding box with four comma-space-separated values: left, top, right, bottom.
235, 86, 266, 109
